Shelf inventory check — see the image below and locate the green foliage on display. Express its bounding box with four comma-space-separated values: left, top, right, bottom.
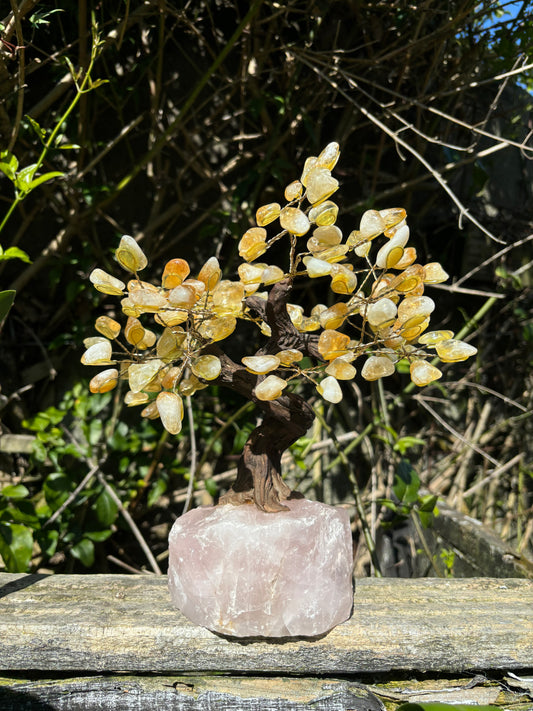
438, 548, 456, 578
0, 381, 177, 572
0, 290, 16, 322
375, 422, 439, 533
0, 247, 30, 264
0, 0, 531, 574
0, 482, 37, 572
28, 8, 64, 29
0, 522, 33, 572
0, 149, 64, 199
380, 458, 439, 530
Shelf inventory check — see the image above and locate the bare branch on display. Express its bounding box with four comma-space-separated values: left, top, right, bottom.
294, 54, 506, 244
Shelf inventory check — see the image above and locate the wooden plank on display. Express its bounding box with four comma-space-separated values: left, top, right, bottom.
0, 675, 386, 711
0, 434, 35, 454
1, 574, 532, 674
376, 502, 533, 579
1, 672, 532, 711
428, 502, 533, 578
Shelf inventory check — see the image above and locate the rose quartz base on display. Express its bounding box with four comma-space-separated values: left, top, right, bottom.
168, 498, 353, 637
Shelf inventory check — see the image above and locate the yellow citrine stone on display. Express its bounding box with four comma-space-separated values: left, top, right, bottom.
242, 355, 281, 374
361, 355, 395, 381
191, 355, 222, 381
89, 269, 125, 296
253, 375, 287, 401
409, 360, 442, 387
89, 368, 119, 394
115, 235, 148, 272
256, 203, 281, 227
95, 316, 121, 340
156, 391, 184, 435
279, 207, 311, 236
318, 329, 351, 360
317, 375, 343, 403
436, 339, 477, 362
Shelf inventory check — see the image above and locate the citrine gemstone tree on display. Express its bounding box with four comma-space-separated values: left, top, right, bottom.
82, 143, 477, 512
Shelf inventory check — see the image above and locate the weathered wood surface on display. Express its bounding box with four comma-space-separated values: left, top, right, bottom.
2, 673, 532, 711
0, 675, 382, 711
427, 502, 533, 578
1, 574, 532, 674
377, 503, 533, 579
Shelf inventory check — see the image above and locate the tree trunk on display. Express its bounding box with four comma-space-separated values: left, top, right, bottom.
209, 279, 320, 512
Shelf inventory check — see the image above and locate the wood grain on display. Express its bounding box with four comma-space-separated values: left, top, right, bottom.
1, 671, 530, 711
0, 675, 385, 711
1, 574, 532, 674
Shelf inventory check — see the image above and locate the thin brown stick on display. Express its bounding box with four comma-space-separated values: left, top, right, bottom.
463, 453, 523, 497
7, 0, 25, 151
107, 554, 154, 575
60, 429, 162, 574
95, 469, 162, 575
413, 394, 499, 467
454, 234, 533, 288
182, 394, 197, 515
297, 57, 506, 244
43, 464, 99, 528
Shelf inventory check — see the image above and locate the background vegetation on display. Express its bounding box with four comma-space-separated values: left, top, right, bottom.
0, 0, 532, 576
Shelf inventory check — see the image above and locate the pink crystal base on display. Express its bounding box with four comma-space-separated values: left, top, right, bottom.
168, 498, 353, 637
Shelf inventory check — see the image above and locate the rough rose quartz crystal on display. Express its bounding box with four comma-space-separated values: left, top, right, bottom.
168, 497, 353, 637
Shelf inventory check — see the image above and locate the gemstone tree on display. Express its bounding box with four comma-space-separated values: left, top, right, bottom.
82, 142, 477, 513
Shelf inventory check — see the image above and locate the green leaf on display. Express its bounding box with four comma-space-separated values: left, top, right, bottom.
147, 477, 167, 508
393, 458, 420, 505
2, 501, 39, 527
70, 538, 94, 567
36, 529, 58, 558
1, 484, 30, 499
418, 510, 435, 529
418, 494, 438, 512
0, 150, 19, 181
86, 418, 103, 446
92, 488, 118, 527
109, 421, 130, 450
31, 439, 48, 463
377, 498, 398, 513
29, 8, 64, 29
0, 247, 31, 263
27, 171, 64, 191
25, 115, 47, 142
382, 424, 398, 440
0, 522, 33, 572
397, 703, 497, 711
84, 528, 112, 542
204, 477, 218, 498
24, 407, 65, 432
233, 422, 254, 453
14, 163, 38, 193
43, 472, 73, 510
393, 436, 425, 455
0, 290, 15, 322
